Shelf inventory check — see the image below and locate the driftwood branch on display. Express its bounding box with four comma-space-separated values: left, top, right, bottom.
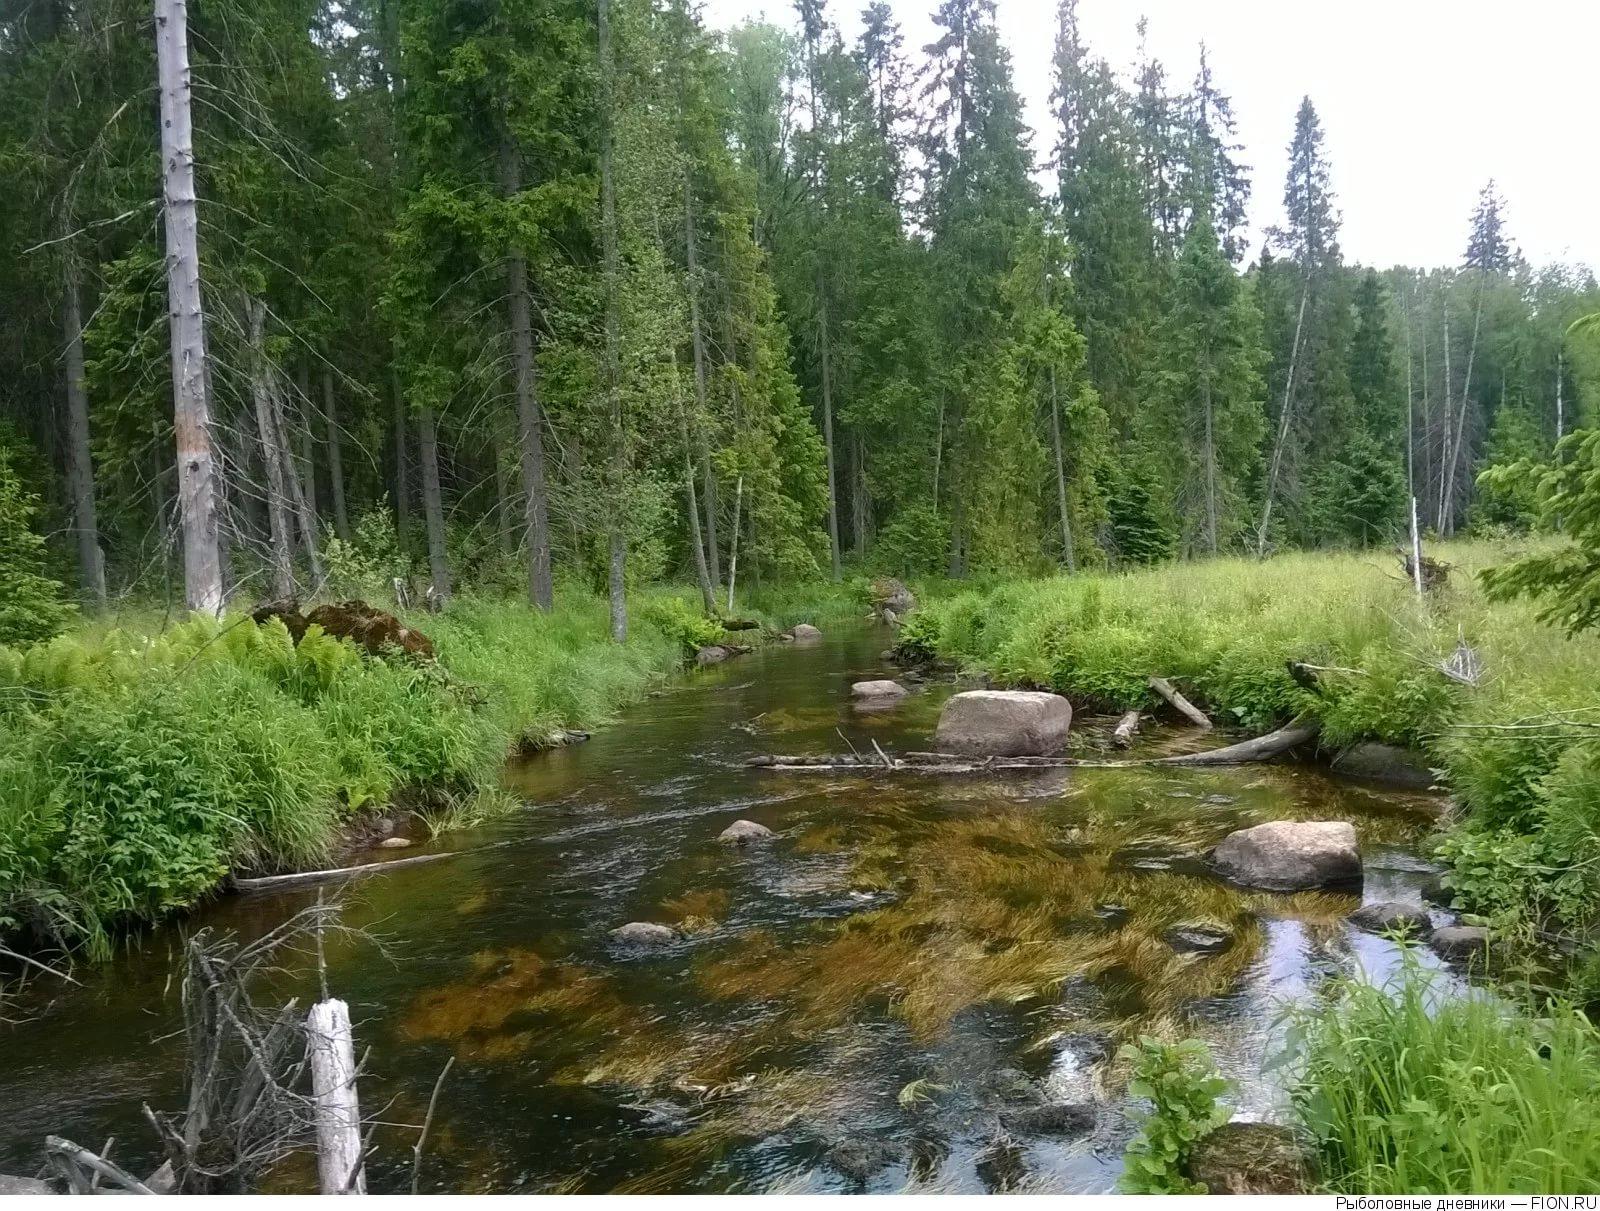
410, 1056, 456, 1196
747, 722, 1319, 773
45, 1135, 156, 1195
234, 850, 458, 892
1112, 710, 1141, 748
1148, 677, 1212, 729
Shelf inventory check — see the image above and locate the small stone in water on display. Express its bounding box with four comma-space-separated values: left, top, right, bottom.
610, 922, 676, 947
1431, 924, 1490, 961
1000, 1102, 1095, 1137
1348, 901, 1432, 937
827, 1138, 900, 1183
378, 836, 413, 849
718, 819, 775, 844
1164, 922, 1234, 954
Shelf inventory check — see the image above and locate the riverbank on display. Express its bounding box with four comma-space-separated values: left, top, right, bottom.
0, 585, 864, 960
898, 541, 1600, 954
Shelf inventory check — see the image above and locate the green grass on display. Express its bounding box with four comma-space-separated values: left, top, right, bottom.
1290, 957, 1600, 1193
0, 590, 704, 957
900, 540, 1600, 937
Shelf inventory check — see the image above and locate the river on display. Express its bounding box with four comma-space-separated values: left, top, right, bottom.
0, 624, 1449, 1193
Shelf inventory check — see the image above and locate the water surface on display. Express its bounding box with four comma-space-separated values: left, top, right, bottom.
0, 625, 1447, 1192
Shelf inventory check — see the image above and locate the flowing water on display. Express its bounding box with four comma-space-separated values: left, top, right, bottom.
0, 625, 1451, 1193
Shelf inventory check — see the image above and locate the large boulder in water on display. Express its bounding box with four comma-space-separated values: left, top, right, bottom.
789, 623, 823, 643
852, 679, 906, 702
934, 690, 1072, 757
610, 921, 676, 948
1210, 821, 1360, 891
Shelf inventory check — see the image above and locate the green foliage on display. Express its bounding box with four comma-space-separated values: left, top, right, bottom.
1480, 429, 1600, 633
1289, 956, 1600, 1193
1118, 1035, 1232, 1194
639, 594, 726, 653
322, 504, 413, 601
0, 444, 75, 646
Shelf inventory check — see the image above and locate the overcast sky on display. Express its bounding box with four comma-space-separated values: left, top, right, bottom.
700, 0, 1599, 272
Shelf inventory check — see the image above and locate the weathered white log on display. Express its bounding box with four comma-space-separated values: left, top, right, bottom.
1148, 677, 1212, 729
234, 851, 456, 893
1112, 710, 1141, 748
1147, 721, 1318, 766
44, 1136, 154, 1195
306, 999, 365, 1195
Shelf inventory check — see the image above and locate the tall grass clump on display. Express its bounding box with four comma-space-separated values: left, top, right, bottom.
0, 589, 701, 956
1290, 958, 1600, 1193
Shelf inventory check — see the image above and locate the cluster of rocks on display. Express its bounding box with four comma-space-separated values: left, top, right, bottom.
609, 818, 777, 946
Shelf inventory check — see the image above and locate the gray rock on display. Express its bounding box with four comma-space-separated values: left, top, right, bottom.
874, 577, 917, 617
1092, 902, 1130, 928
1000, 1102, 1095, 1136
828, 1138, 901, 1183
933, 690, 1073, 757
1185, 1122, 1313, 1195
1349, 901, 1432, 937
0, 1175, 56, 1196
1164, 922, 1234, 954
1211, 820, 1362, 891
1431, 924, 1490, 961
377, 836, 413, 849
718, 819, 775, 845
790, 623, 823, 642
852, 679, 907, 700
610, 921, 677, 947
1331, 742, 1437, 790
696, 644, 732, 666
1058, 1033, 1115, 1066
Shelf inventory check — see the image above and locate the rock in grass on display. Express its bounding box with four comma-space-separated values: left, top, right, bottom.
1000, 1102, 1095, 1137
1184, 1122, 1313, 1194
718, 819, 775, 845
610, 922, 677, 947
1210, 821, 1361, 891
1164, 922, 1233, 954
1348, 901, 1432, 937
828, 1138, 901, 1183
790, 623, 823, 642
377, 836, 413, 849
933, 690, 1073, 757
1092, 902, 1130, 928
1430, 924, 1489, 961
852, 679, 906, 700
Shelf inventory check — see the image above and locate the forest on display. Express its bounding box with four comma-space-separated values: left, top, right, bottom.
2, 0, 1597, 619
5, 0, 1600, 1197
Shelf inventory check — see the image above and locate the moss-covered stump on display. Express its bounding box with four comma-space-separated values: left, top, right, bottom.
1184, 1122, 1312, 1194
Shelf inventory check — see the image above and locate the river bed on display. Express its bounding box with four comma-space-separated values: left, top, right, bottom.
0, 624, 1450, 1192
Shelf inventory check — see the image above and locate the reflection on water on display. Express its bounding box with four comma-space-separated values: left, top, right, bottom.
0, 626, 1449, 1193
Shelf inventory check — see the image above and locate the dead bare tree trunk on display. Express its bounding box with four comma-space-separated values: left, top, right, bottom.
683, 171, 720, 600
391, 370, 411, 549
500, 135, 554, 611
725, 474, 743, 614
271, 349, 321, 586
416, 406, 450, 604
1201, 341, 1218, 556
1048, 367, 1076, 572
155, 0, 223, 615
321, 369, 350, 542
818, 294, 841, 582
247, 299, 294, 600
1556, 347, 1565, 447
1403, 279, 1415, 504
1442, 280, 1482, 535
598, 0, 626, 643
1436, 298, 1452, 530
61, 255, 107, 607
1256, 276, 1309, 557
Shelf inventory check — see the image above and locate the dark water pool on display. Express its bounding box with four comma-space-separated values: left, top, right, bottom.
0, 625, 1450, 1192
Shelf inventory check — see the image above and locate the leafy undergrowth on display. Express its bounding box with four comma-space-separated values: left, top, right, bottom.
0, 591, 689, 957
900, 541, 1600, 944
1289, 956, 1600, 1193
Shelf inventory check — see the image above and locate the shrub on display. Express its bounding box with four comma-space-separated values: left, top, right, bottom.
1119, 1036, 1232, 1194
0, 443, 75, 645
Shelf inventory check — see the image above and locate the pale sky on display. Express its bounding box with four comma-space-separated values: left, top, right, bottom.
701, 0, 1600, 272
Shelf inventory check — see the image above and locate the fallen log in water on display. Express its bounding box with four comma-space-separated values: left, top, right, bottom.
306, 999, 366, 1195
234, 850, 459, 892
1148, 676, 1212, 729
1112, 710, 1142, 748
746, 721, 1319, 773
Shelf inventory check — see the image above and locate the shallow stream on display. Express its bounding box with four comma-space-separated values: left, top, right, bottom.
0, 625, 1451, 1192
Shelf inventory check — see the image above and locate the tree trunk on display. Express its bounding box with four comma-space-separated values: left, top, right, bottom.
1437, 300, 1452, 530
1048, 367, 1075, 572
725, 475, 743, 614
1201, 342, 1218, 556
246, 298, 294, 599
1443, 284, 1482, 535
296, 365, 318, 524
1403, 281, 1415, 503
598, 0, 627, 642
676, 373, 714, 612
61, 257, 106, 607
851, 430, 868, 558
499, 136, 553, 610
306, 999, 366, 1196
391, 369, 411, 549
1255, 275, 1308, 557
322, 369, 351, 541
155, 0, 223, 615
416, 405, 450, 604
818, 294, 841, 581
274, 361, 322, 584
682, 172, 720, 599
1556, 347, 1564, 447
